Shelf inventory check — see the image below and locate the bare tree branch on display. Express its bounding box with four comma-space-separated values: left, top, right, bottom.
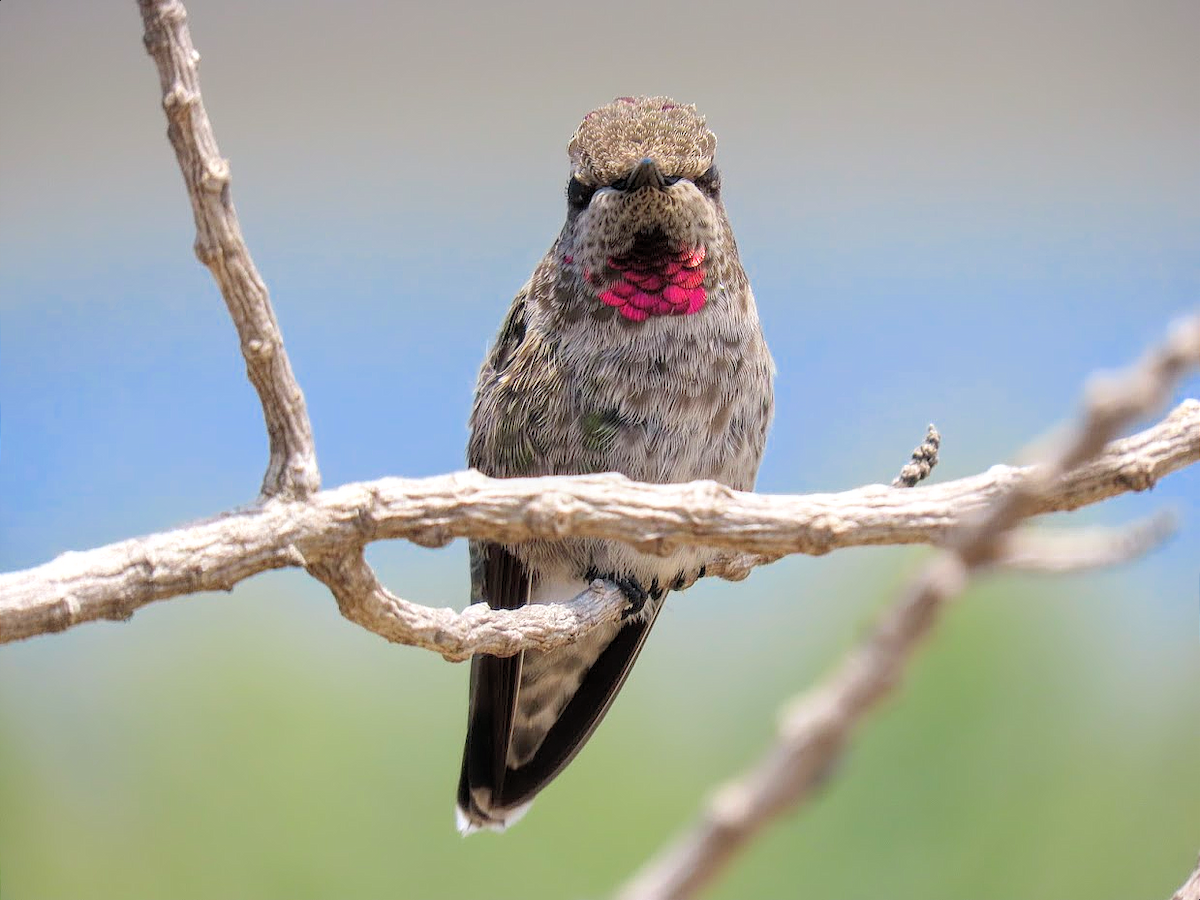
614, 314, 1200, 900
1, 398, 1195, 649
1172, 853, 1200, 900
138, 0, 320, 500
995, 511, 1178, 574
304, 549, 628, 662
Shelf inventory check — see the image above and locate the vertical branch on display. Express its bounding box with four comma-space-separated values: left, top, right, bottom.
138, 0, 320, 499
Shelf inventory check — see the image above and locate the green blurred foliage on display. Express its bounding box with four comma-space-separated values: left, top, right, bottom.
2, 553, 1196, 899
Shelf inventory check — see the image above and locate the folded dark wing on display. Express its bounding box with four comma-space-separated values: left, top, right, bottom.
457, 542, 663, 830
457, 542, 529, 826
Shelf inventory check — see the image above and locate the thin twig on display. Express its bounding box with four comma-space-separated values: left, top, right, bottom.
995, 512, 1178, 574
892, 424, 941, 487
138, 0, 320, 499
1, 400, 1195, 648
614, 314, 1200, 900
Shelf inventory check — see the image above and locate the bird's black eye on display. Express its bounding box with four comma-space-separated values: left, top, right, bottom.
566, 177, 597, 210
693, 165, 720, 195
612, 173, 682, 192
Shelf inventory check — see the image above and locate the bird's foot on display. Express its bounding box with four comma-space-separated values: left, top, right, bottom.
671, 565, 707, 591
585, 568, 663, 619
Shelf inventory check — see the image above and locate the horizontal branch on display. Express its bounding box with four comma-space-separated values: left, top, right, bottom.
1, 399, 1196, 648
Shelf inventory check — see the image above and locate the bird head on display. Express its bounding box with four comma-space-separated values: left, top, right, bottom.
557, 97, 732, 322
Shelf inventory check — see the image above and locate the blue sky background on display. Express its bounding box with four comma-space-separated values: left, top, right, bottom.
1, 2, 1198, 898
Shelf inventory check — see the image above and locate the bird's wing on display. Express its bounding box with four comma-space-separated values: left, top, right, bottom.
497, 597, 662, 805
457, 541, 528, 829
456, 542, 664, 832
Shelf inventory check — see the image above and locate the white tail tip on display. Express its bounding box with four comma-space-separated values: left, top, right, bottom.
455, 798, 533, 836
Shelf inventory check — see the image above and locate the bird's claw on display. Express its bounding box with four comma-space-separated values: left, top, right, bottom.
670, 565, 707, 591
585, 568, 662, 619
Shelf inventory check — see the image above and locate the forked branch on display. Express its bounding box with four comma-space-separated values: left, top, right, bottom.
1, 400, 1195, 649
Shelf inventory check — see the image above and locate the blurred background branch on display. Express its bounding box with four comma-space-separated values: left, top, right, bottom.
1173, 854, 1200, 900
615, 314, 1200, 900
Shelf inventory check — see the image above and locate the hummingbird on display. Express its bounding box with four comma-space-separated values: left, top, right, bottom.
456, 96, 774, 834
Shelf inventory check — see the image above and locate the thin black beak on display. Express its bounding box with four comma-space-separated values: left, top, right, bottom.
619, 158, 667, 192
